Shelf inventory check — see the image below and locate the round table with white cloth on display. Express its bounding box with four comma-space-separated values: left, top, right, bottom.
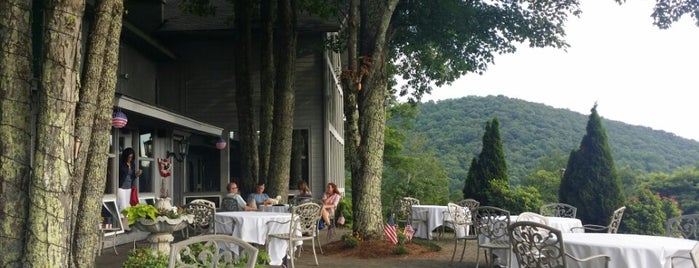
259, 204, 291, 213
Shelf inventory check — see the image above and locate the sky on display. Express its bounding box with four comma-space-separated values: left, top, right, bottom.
424, 0, 699, 141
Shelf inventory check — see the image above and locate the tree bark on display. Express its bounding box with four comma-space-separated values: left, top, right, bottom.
0, 0, 33, 266
267, 0, 297, 201
258, 0, 276, 186
25, 0, 85, 266
71, 1, 123, 266
234, 0, 259, 194
345, 0, 398, 240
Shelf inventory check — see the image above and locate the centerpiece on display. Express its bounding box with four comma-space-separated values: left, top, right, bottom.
122, 157, 193, 253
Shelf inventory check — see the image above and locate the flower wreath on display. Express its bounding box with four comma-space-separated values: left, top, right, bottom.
158, 158, 172, 178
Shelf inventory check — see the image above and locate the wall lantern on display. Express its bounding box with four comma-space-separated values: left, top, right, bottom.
167, 139, 189, 162
144, 137, 154, 158
215, 137, 227, 150
112, 111, 128, 128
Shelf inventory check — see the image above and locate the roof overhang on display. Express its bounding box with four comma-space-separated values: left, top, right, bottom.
115, 95, 223, 136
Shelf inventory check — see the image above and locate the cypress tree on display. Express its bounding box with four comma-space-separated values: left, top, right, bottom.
463, 117, 508, 205
560, 105, 625, 226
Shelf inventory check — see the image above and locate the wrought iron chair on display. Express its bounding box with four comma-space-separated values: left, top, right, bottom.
517, 212, 550, 225
670, 240, 699, 268
539, 202, 578, 218
571, 206, 626, 233
440, 198, 480, 239
168, 234, 259, 268
667, 214, 699, 240
508, 221, 610, 268
266, 202, 323, 268
182, 199, 216, 238
392, 197, 421, 226
220, 195, 242, 212
473, 206, 512, 268
447, 202, 478, 264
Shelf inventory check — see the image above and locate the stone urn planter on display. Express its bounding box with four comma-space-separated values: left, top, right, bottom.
128, 198, 194, 254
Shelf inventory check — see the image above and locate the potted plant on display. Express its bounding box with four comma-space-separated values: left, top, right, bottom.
122, 203, 194, 254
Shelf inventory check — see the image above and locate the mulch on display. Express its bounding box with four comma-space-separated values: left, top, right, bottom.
322, 238, 443, 259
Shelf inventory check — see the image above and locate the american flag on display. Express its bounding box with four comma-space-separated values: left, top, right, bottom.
384, 223, 398, 245
404, 224, 415, 241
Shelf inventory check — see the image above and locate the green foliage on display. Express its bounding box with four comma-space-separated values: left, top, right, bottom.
341, 233, 359, 248
336, 197, 353, 228
123, 248, 168, 268
646, 166, 699, 214
122, 204, 159, 225
392, 245, 409, 255
411, 239, 442, 251
463, 117, 508, 205
521, 169, 561, 203
560, 105, 625, 226
619, 187, 667, 235
488, 179, 543, 215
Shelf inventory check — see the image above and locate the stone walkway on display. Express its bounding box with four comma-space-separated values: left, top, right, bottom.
96, 228, 484, 267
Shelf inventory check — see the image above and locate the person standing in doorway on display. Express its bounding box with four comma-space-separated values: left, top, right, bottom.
118, 147, 142, 228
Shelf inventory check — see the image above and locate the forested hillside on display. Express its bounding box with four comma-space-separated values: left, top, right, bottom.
413, 95, 699, 184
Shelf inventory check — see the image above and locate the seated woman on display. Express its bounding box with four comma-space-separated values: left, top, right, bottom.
321, 183, 341, 230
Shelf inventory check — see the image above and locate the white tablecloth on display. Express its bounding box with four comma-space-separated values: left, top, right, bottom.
510, 215, 583, 233
260, 204, 290, 213
562, 233, 697, 268
411, 205, 449, 240
215, 211, 298, 265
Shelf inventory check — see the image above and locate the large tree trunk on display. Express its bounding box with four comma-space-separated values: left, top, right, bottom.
25, 0, 85, 266
0, 0, 33, 266
345, 0, 398, 239
71, 1, 123, 266
267, 0, 297, 201
258, 0, 276, 185
234, 0, 259, 194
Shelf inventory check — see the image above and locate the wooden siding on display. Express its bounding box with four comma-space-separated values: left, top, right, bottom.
116, 44, 157, 103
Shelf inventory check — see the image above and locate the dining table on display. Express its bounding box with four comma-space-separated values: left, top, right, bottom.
561, 233, 698, 268
411, 205, 449, 240
259, 204, 291, 213
214, 211, 299, 265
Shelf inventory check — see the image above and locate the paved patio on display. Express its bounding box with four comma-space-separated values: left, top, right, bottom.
95, 228, 483, 267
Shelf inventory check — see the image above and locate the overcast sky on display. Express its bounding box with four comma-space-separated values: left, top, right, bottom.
424, 0, 699, 141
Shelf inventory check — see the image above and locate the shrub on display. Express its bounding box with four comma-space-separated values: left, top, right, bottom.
392, 245, 409, 255
123, 248, 168, 268
341, 233, 359, 248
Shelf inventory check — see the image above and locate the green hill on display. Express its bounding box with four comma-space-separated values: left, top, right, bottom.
413, 95, 699, 184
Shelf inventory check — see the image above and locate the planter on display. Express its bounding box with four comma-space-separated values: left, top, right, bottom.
133, 215, 194, 254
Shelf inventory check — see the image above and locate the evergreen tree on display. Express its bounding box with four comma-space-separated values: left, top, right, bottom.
560, 105, 625, 226
463, 118, 508, 205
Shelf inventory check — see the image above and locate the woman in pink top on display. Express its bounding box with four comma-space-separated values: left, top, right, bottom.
321, 182, 341, 228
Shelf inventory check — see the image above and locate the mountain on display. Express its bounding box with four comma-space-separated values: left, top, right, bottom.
413, 95, 699, 183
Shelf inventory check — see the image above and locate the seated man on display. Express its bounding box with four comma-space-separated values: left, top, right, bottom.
247, 183, 271, 206
221, 182, 255, 211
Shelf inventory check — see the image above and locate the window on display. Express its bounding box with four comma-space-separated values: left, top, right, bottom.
138, 132, 155, 193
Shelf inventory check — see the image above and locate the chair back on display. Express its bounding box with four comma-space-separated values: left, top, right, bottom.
508, 221, 566, 268
517, 212, 549, 225
393, 197, 420, 224
457, 198, 480, 211
290, 202, 323, 235
667, 214, 699, 240
183, 200, 216, 235
221, 196, 242, 212
289, 196, 313, 206
447, 203, 472, 237
607, 206, 626, 234
168, 234, 259, 268
539, 203, 577, 218
473, 206, 511, 242
691, 241, 699, 268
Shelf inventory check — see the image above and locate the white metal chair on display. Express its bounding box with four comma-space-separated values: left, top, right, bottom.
182, 199, 216, 238
571, 206, 626, 233
266, 202, 323, 268
447, 202, 478, 264
168, 234, 259, 268
539, 202, 578, 218
667, 214, 699, 240
670, 241, 699, 268
473, 206, 512, 268
508, 221, 610, 268
440, 198, 480, 239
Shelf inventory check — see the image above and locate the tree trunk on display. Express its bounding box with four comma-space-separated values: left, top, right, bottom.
234, 0, 259, 194
258, 0, 276, 186
25, 0, 85, 266
71, 1, 123, 266
345, 0, 398, 240
267, 0, 297, 201
0, 0, 33, 266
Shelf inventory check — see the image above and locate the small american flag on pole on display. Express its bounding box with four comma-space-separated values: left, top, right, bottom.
384, 223, 398, 245
404, 224, 415, 241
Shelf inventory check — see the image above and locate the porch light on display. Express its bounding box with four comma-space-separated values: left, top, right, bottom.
167, 139, 189, 162
215, 137, 227, 150
144, 137, 153, 157
112, 111, 128, 128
